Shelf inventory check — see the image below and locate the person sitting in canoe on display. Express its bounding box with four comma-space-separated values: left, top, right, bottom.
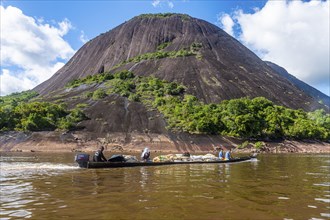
93, 146, 107, 162
141, 147, 151, 162
218, 148, 224, 160
225, 149, 232, 160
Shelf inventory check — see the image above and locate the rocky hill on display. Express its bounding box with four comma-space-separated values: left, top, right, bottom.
34, 13, 325, 111
12, 13, 327, 153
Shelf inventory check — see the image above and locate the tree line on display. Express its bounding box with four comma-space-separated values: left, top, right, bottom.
0, 92, 87, 131
154, 95, 330, 140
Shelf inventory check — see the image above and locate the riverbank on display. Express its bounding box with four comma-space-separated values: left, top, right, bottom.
0, 131, 329, 153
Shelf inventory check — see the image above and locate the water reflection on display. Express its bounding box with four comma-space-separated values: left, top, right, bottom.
90, 170, 105, 195
139, 167, 149, 189
0, 181, 33, 218
224, 163, 230, 178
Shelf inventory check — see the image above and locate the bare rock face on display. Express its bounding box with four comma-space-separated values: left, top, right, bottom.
265, 61, 329, 107
34, 14, 325, 111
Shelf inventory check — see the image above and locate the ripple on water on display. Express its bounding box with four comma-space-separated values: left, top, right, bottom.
8, 209, 32, 218
321, 213, 330, 218
306, 172, 323, 176
314, 183, 330, 187
0, 162, 78, 179
315, 198, 330, 203
0, 160, 78, 219
0, 156, 37, 162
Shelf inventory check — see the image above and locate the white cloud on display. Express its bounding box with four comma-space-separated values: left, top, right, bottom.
221, 0, 330, 96
1, 69, 35, 94
151, 0, 174, 8
152, 0, 161, 7
79, 30, 89, 44
168, 1, 174, 9
218, 13, 234, 36
58, 18, 72, 36
0, 5, 75, 96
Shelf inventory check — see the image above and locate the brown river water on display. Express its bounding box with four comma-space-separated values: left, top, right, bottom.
0, 152, 329, 220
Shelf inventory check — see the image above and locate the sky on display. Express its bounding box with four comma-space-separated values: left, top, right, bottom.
0, 0, 329, 96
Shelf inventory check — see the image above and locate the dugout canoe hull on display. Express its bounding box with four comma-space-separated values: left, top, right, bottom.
75, 155, 256, 169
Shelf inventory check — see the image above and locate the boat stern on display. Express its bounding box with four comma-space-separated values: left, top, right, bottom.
74, 153, 90, 168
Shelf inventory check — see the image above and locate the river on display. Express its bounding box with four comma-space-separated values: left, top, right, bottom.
0, 152, 329, 220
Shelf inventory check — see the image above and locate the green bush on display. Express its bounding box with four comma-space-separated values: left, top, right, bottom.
76, 103, 88, 109
92, 89, 107, 100
128, 93, 140, 102
254, 141, 264, 149
67, 72, 116, 88
56, 108, 88, 130
113, 70, 135, 80
238, 141, 249, 149
84, 91, 93, 98
57, 118, 75, 130
157, 42, 171, 51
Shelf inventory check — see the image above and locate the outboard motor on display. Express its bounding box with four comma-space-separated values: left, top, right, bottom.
75, 153, 90, 168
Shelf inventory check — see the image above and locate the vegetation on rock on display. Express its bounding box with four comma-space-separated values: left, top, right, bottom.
92, 89, 107, 100
111, 46, 199, 71
157, 42, 171, 51
64, 71, 330, 141
2, 72, 329, 141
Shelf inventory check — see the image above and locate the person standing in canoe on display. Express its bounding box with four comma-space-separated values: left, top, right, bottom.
218, 148, 224, 160
141, 147, 151, 162
225, 148, 232, 160
93, 146, 107, 162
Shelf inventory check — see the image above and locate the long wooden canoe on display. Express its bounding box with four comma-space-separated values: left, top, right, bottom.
75, 154, 256, 169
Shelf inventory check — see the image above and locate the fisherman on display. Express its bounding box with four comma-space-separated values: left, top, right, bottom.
141, 147, 151, 162
225, 148, 232, 160
218, 148, 224, 160
93, 146, 107, 162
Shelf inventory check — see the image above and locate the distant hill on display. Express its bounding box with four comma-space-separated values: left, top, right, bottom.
265, 61, 329, 107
